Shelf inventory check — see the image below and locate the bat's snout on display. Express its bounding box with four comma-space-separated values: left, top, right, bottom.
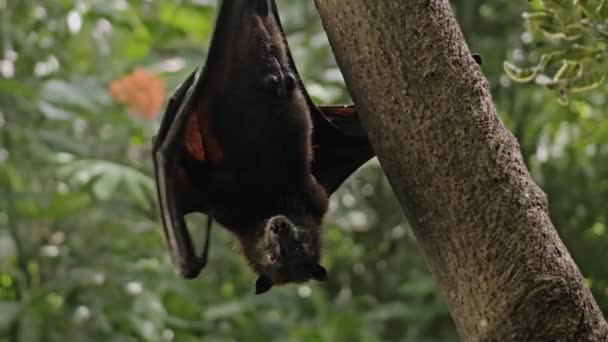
266, 215, 293, 234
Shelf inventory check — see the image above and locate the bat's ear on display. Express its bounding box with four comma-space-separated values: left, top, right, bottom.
255, 274, 273, 295
311, 264, 328, 282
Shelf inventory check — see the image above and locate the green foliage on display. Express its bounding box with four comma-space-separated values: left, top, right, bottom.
0, 0, 606, 341
504, 0, 608, 102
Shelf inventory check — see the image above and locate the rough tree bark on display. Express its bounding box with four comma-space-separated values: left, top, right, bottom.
314, 1, 608, 341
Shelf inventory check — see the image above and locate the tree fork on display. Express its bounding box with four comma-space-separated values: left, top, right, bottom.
314, 0, 608, 340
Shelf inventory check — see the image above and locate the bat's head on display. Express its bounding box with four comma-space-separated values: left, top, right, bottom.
246, 215, 327, 295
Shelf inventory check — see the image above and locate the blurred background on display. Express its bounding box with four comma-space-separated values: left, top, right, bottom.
0, 0, 606, 341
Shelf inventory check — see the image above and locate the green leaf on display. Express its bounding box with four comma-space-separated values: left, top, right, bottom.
158, 2, 214, 42
1, 164, 26, 192
0, 233, 16, 259
503, 61, 538, 82
562, 45, 600, 61
0, 301, 22, 329
47, 192, 93, 219
568, 65, 606, 92
203, 302, 246, 321
59, 159, 154, 205
40, 79, 98, 112
38, 130, 90, 155
0, 79, 36, 98
38, 101, 75, 120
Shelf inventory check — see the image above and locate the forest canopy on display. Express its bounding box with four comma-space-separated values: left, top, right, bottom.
0, 0, 606, 340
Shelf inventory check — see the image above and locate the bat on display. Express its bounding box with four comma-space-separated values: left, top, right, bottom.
152, 0, 374, 294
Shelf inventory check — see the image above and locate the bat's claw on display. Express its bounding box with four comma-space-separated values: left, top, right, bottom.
177, 260, 206, 279
255, 0, 271, 17
263, 71, 296, 97
284, 72, 296, 92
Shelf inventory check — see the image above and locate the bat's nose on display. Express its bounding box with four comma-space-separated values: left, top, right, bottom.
255, 0, 272, 17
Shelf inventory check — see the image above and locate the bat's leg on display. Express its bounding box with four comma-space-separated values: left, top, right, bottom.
155, 160, 210, 278
170, 204, 214, 279
165, 176, 213, 279
154, 134, 209, 278
201, 216, 213, 267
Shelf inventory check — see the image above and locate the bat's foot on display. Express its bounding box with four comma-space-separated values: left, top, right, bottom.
284, 72, 296, 92
263, 71, 296, 97
174, 216, 213, 279
255, 0, 272, 17
178, 264, 203, 279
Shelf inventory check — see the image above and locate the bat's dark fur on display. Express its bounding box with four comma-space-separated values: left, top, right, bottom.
182, 1, 329, 293
153, 0, 375, 295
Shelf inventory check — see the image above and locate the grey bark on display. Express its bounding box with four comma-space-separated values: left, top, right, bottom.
314, 0, 608, 341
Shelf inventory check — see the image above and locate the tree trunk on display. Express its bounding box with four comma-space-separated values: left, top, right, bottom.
314, 1, 608, 341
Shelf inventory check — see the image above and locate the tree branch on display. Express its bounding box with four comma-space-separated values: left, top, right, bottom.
315, 0, 608, 340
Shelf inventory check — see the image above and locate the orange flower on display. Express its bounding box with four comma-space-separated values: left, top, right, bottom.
109, 68, 165, 120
